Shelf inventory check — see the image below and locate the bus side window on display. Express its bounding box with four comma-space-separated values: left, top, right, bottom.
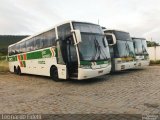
40, 34, 46, 49
15, 44, 20, 54
35, 29, 56, 50
11, 45, 15, 55
43, 32, 52, 48
57, 23, 71, 40
26, 39, 34, 52
26, 40, 30, 52
48, 29, 56, 46
34, 37, 41, 50
106, 35, 114, 45
20, 42, 26, 53
19, 43, 22, 53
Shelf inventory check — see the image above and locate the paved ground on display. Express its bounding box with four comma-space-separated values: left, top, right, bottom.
0, 66, 160, 114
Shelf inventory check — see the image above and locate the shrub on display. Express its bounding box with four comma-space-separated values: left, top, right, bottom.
150, 60, 160, 64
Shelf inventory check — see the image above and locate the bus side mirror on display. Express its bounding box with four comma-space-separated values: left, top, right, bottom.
105, 34, 116, 46
112, 35, 116, 45
72, 30, 82, 44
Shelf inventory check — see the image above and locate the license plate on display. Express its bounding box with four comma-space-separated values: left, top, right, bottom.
98, 70, 103, 74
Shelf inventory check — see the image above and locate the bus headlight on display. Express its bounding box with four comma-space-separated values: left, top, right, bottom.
117, 60, 122, 63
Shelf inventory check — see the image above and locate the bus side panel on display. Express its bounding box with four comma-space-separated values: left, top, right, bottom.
21, 57, 57, 76
8, 55, 19, 73
9, 61, 19, 72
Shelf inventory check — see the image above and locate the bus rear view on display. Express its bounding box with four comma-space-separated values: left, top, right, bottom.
103, 29, 136, 72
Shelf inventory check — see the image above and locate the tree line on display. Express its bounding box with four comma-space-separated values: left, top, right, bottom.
0, 35, 29, 56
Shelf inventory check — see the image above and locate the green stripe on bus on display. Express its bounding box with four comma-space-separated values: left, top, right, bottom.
8, 48, 53, 62
8, 56, 17, 62
22, 61, 26, 67
80, 61, 92, 65
26, 48, 52, 60
20, 55, 23, 60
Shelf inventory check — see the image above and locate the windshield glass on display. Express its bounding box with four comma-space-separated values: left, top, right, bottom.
133, 38, 148, 55
114, 31, 135, 57
127, 41, 135, 57
73, 22, 110, 61
117, 40, 129, 57
133, 39, 143, 55
78, 33, 110, 61
117, 40, 135, 57
142, 40, 148, 54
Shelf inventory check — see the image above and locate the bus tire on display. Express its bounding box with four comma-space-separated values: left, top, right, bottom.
50, 66, 59, 81
17, 66, 21, 75
14, 66, 17, 74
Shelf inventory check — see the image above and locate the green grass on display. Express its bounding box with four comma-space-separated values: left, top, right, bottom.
150, 60, 160, 65
0, 60, 9, 72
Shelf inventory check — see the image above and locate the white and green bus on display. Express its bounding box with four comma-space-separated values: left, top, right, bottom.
103, 29, 136, 72
132, 37, 149, 67
8, 21, 111, 80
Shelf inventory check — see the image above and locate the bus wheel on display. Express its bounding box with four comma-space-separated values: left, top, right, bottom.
14, 66, 17, 74
50, 67, 59, 81
17, 66, 21, 75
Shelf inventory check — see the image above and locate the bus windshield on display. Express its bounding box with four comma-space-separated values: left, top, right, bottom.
73, 22, 110, 61
142, 40, 148, 54
114, 31, 135, 58
133, 38, 148, 55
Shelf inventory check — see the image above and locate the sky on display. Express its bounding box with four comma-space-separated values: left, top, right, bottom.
0, 0, 160, 43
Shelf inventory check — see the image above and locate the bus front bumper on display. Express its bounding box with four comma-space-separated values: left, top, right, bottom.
77, 65, 111, 80
135, 60, 150, 67
115, 61, 136, 71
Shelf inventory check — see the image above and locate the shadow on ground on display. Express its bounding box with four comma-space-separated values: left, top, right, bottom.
5, 68, 147, 85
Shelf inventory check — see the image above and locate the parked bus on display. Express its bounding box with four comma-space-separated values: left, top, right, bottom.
103, 29, 136, 72
8, 21, 111, 81
132, 37, 149, 67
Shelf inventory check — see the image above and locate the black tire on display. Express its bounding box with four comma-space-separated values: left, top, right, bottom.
17, 66, 21, 75
50, 67, 59, 81
14, 66, 17, 74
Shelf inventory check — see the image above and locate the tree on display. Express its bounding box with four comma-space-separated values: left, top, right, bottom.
147, 41, 159, 47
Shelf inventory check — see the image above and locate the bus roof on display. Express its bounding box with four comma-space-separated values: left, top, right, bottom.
103, 29, 129, 34
131, 37, 146, 40
8, 20, 99, 47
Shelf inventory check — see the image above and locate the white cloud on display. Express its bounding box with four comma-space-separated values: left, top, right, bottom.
0, 0, 159, 42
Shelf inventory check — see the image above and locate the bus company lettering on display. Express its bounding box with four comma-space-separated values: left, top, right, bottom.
42, 50, 51, 58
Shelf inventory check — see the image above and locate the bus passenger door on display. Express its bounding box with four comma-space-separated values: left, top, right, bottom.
56, 41, 68, 79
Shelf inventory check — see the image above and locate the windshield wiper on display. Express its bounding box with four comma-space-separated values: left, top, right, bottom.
92, 38, 108, 61
92, 39, 101, 61
124, 42, 129, 57
126, 42, 134, 57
